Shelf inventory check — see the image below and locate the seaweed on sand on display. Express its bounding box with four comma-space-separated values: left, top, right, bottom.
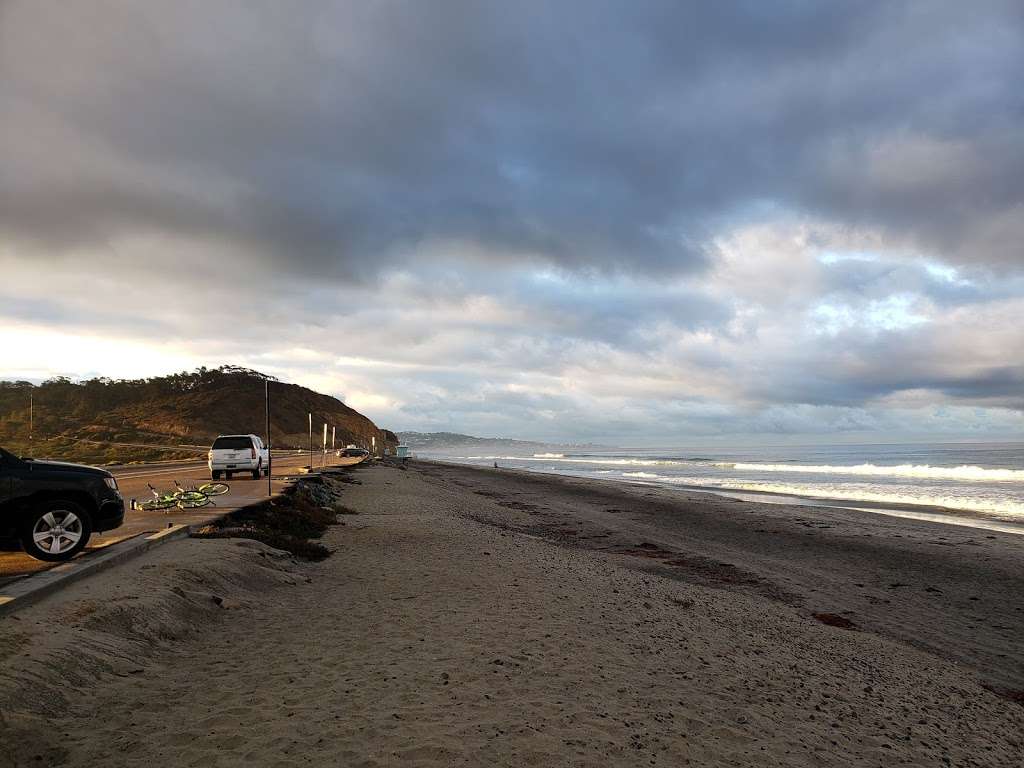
192, 480, 342, 560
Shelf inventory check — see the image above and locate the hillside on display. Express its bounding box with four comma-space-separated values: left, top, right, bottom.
0, 366, 398, 465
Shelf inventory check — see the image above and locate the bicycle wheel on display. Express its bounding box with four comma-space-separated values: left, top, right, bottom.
179, 498, 212, 509
175, 491, 210, 508
198, 482, 230, 496
139, 497, 176, 511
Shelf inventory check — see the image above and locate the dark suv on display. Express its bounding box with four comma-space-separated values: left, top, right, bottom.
0, 447, 125, 561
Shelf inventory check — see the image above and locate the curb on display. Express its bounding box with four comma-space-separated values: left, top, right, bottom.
0, 525, 191, 618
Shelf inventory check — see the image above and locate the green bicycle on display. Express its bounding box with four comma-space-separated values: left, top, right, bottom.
139, 483, 183, 511
138, 479, 230, 512
176, 479, 230, 498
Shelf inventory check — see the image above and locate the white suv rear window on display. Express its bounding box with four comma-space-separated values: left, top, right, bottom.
212, 436, 253, 450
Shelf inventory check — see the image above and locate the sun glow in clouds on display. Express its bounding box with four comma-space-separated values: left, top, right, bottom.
0, 325, 203, 382
810, 294, 928, 336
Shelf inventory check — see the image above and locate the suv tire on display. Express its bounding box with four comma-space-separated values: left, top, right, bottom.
211, 471, 222, 480
251, 461, 261, 480
20, 500, 93, 562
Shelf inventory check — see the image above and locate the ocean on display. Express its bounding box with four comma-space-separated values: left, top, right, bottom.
423, 442, 1024, 531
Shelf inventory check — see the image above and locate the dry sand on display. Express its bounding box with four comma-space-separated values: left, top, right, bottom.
0, 461, 1022, 767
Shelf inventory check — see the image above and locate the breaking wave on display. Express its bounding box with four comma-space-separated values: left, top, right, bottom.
729, 462, 1024, 482
463, 455, 681, 466
619, 471, 1024, 518
457, 456, 1023, 482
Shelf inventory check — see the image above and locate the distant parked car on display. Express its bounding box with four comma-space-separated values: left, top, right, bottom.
0, 447, 125, 561
341, 447, 369, 458
208, 434, 269, 480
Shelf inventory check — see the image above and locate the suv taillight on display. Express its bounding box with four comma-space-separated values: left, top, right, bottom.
251, 447, 257, 459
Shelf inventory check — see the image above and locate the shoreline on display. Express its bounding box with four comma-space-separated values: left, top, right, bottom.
417, 458, 1024, 694
424, 457, 1024, 535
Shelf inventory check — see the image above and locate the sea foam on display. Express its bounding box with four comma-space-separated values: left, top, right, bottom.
619, 471, 1024, 517
729, 462, 1024, 482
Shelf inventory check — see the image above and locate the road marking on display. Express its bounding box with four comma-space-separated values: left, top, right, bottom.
114, 466, 207, 480
115, 458, 312, 480
91, 534, 139, 549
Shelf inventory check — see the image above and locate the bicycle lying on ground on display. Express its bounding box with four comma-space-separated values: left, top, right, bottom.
136, 480, 230, 511
177, 479, 230, 498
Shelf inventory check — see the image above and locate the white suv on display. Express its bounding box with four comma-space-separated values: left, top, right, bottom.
208, 434, 269, 480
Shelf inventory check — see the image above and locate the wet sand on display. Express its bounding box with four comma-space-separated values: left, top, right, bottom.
419, 461, 1024, 694
0, 461, 1021, 766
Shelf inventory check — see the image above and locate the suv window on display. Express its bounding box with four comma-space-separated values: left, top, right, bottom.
212, 436, 254, 450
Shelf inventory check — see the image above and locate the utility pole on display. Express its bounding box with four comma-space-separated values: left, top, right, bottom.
308, 412, 313, 471
322, 423, 327, 468
29, 391, 33, 446
265, 378, 272, 496
331, 426, 336, 452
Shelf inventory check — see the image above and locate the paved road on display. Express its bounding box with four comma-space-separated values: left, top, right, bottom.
0, 452, 365, 585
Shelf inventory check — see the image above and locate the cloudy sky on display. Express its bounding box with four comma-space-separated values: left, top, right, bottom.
2, 1, 1023, 444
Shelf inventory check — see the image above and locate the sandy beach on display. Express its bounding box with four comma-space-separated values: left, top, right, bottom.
1, 460, 1022, 767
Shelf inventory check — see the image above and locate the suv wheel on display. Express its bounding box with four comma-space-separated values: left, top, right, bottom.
20, 500, 92, 562
211, 470, 221, 480
251, 461, 261, 480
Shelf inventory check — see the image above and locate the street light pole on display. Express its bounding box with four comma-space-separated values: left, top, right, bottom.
265, 378, 272, 496
308, 412, 313, 470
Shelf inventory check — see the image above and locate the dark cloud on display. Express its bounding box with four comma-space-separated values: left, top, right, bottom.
3, 1, 1021, 277
743, 318, 1024, 411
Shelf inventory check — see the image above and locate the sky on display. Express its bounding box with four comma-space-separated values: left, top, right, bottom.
1, 1, 1023, 444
